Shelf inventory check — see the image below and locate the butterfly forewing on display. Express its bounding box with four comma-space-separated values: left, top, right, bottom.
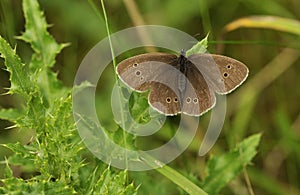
188, 54, 249, 94
116, 53, 177, 92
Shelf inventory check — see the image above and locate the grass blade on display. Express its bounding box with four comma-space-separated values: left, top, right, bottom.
224, 15, 300, 36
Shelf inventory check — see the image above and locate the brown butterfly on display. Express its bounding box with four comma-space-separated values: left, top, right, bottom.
116, 51, 248, 116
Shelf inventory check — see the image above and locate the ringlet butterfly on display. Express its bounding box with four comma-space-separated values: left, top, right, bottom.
116, 50, 248, 116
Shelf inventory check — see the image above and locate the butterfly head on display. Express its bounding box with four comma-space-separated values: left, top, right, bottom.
180, 49, 186, 57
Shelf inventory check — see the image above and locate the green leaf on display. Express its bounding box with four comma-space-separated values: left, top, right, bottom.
83, 165, 138, 194
0, 108, 23, 123
37, 70, 69, 108
18, 0, 68, 70
0, 174, 75, 194
2, 142, 36, 167
186, 33, 209, 56
0, 35, 32, 96
3, 142, 31, 155
22, 92, 46, 129
129, 92, 151, 124
201, 134, 261, 194
96, 167, 138, 195
3, 161, 14, 178
17, 0, 68, 107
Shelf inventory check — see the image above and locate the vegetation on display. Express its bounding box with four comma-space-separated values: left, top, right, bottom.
0, 0, 299, 194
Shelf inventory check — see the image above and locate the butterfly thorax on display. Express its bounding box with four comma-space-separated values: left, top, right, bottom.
178, 52, 188, 74
177, 53, 189, 99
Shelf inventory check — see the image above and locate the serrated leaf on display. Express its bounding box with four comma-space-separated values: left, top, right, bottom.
72, 81, 95, 95
112, 126, 136, 150
201, 134, 261, 194
37, 70, 69, 108
6, 153, 35, 167
0, 174, 75, 194
3, 161, 14, 178
3, 142, 37, 156
19, 0, 68, 70
0, 108, 24, 122
52, 95, 73, 129
3, 142, 30, 154
17, 0, 69, 108
23, 92, 46, 129
95, 167, 138, 195
186, 33, 209, 56
2, 142, 37, 167
129, 92, 151, 123
0, 36, 32, 96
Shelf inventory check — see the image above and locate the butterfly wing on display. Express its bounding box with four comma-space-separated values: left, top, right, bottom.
181, 61, 216, 116
148, 82, 181, 115
116, 52, 177, 92
188, 54, 249, 94
117, 52, 183, 115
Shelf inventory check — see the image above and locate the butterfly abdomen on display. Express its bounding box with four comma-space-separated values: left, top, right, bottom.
178, 73, 187, 94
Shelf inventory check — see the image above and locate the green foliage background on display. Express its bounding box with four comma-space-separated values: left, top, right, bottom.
0, 0, 299, 194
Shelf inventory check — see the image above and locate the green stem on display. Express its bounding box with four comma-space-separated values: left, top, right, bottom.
141, 154, 208, 195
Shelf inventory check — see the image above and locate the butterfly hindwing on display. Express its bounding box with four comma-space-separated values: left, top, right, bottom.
148, 82, 181, 116
182, 61, 216, 116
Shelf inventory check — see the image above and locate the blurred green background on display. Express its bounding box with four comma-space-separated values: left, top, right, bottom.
1, 0, 300, 194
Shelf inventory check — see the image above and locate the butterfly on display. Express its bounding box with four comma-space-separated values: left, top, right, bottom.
116, 50, 248, 116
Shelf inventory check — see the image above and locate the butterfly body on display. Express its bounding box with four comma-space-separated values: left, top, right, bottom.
116, 52, 248, 116
171, 53, 189, 103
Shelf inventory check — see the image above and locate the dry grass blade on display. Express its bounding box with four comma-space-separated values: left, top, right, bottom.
224, 15, 300, 36
122, 0, 155, 52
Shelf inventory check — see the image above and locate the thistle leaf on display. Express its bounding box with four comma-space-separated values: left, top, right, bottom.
201, 134, 261, 194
